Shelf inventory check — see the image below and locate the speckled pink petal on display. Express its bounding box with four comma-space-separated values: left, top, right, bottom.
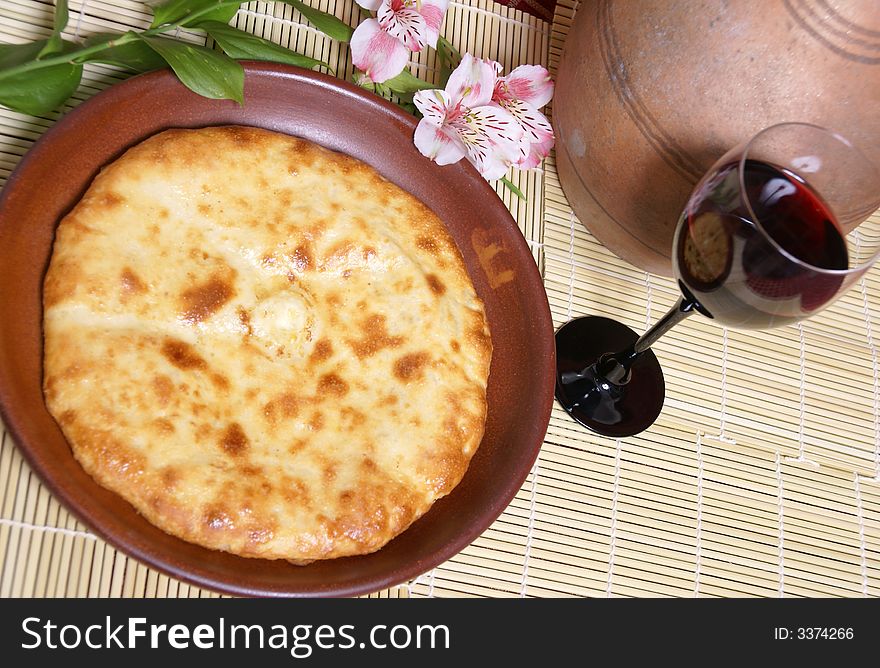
413, 89, 455, 125
497, 64, 554, 108
378, 1, 428, 51
445, 53, 500, 108
420, 0, 449, 47
350, 19, 410, 84
414, 118, 468, 165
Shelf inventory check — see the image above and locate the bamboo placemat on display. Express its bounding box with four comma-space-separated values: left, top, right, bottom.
1, 0, 877, 598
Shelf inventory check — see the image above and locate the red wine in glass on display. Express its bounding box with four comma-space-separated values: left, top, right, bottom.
675, 159, 848, 328
555, 123, 880, 438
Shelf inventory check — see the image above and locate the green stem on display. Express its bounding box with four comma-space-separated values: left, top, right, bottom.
0, 2, 231, 78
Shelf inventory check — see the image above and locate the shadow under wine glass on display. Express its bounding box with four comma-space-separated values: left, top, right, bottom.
555, 122, 880, 438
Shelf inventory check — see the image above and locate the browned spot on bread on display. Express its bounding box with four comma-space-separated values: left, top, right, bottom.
161, 339, 206, 371
219, 423, 249, 456
222, 126, 253, 145
204, 506, 235, 531
179, 276, 234, 323
95, 191, 125, 209
153, 418, 175, 434
120, 267, 147, 295
394, 351, 431, 381
211, 373, 230, 391
450, 340, 461, 353
417, 236, 439, 254
310, 339, 333, 364
160, 467, 179, 489
323, 464, 337, 482
289, 244, 314, 272
425, 273, 446, 296
264, 392, 301, 426
238, 308, 253, 336
289, 438, 308, 455
195, 423, 212, 442
347, 314, 405, 359
309, 411, 325, 431
363, 246, 377, 261
341, 407, 366, 429
197, 203, 211, 216
318, 373, 349, 396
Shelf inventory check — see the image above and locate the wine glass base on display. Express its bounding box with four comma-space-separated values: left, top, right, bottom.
555, 316, 666, 438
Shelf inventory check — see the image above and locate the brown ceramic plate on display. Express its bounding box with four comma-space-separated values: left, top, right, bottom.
0, 63, 554, 597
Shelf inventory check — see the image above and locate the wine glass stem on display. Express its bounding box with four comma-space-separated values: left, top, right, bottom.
596, 295, 699, 383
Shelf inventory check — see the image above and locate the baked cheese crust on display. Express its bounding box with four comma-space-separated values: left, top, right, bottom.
43, 126, 492, 561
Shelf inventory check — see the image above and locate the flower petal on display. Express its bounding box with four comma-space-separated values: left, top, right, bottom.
420, 0, 449, 48
496, 64, 554, 108
451, 105, 523, 180
464, 104, 524, 154
379, 1, 427, 51
445, 53, 499, 107
354, 0, 384, 10
350, 19, 410, 84
413, 88, 456, 126
501, 99, 554, 146
516, 131, 555, 170
464, 146, 512, 180
414, 118, 467, 166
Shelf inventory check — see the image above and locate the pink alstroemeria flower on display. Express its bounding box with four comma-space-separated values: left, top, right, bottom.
491, 64, 555, 169
413, 54, 525, 180
351, 0, 449, 83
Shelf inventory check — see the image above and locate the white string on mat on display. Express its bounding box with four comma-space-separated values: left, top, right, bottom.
448, 1, 551, 36
716, 328, 735, 444
692, 432, 704, 597
565, 210, 576, 319
405, 569, 431, 597
643, 272, 653, 330
774, 451, 785, 598
0, 517, 97, 542
518, 462, 539, 598
784, 323, 820, 468
604, 439, 621, 598
853, 473, 869, 598
72, 0, 89, 40
237, 7, 335, 40
857, 273, 880, 480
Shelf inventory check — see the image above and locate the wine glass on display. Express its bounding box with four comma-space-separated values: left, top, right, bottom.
555, 122, 880, 438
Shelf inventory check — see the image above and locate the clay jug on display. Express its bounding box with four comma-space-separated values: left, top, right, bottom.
553, 0, 880, 276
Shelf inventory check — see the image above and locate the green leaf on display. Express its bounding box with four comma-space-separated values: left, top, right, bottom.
281, 0, 353, 43
38, 0, 70, 58
80, 32, 168, 72
499, 176, 527, 201
141, 36, 244, 103
0, 40, 49, 69
151, 0, 242, 29
199, 21, 326, 70
436, 36, 462, 88
383, 69, 436, 95
0, 61, 82, 115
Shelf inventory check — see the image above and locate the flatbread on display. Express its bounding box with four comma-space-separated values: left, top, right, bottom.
42, 126, 492, 561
